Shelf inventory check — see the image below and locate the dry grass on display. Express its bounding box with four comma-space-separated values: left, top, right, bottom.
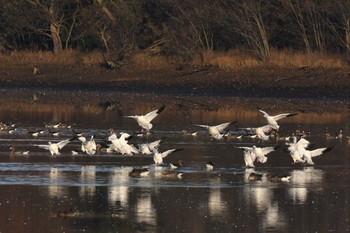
0, 49, 107, 67
206, 49, 349, 70
0, 48, 348, 71
132, 53, 173, 69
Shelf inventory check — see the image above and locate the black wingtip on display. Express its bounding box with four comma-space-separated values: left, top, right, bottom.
274, 145, 281, 150
324, 147, 333, 154
287, 112, 299, 117
157, 105, 166, 114
174, 148, 184, 153
69, 136, 78, 141
231, 120, 238, 125
256, 106, 262, 110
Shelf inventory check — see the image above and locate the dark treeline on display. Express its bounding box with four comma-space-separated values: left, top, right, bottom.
0, 0, 349, 62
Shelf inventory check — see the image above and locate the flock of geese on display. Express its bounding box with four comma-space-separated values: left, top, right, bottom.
2, 105, 336, 181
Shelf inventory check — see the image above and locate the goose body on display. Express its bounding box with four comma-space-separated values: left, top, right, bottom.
125, 105, 166, 132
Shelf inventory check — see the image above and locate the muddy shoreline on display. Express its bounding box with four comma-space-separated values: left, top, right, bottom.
0, 65, 349, 113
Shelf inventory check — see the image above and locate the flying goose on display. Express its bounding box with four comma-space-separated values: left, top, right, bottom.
257, 107, 298, 130
125, 105, 166, 132
36, 139, 72, 156
196, 121, 236, 139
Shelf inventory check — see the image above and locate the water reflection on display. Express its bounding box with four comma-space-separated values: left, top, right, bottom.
79, 165, 96, 197
135, 191, 156, 226
288, 167, 325, 203
48, 167, 67, 198
108, 167, 130, 210
0, 99, 348, 233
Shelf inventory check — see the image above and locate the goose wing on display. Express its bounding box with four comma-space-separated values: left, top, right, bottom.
56, 139, 71, 149
273, 112, 298, 121
144, 105, 166, 122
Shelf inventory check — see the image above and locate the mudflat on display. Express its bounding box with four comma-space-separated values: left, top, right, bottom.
0, 64, 349, 112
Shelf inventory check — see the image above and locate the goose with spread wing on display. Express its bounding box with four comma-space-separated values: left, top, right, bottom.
196, 121, 236, 139
257, 107, 298, 130
36, 138, 72, 156
125, 105, 166, 132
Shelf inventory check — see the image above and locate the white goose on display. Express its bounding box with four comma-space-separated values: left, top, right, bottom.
196, 121, 235, 139
257, 107, 298, 130
242, 125, 272, 141
78, 135, 97, 155
152, 148, 183, 165
108, 132, 138, 155
237, 145, 278, 167
36, 139, 72, 156
125, 105, 166, 132
138, 139, 162, 154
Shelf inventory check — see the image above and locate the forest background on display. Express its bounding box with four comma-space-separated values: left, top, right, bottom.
0, 0, 350, 73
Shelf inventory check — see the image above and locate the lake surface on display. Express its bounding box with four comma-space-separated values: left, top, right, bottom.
0, 99, 349, 233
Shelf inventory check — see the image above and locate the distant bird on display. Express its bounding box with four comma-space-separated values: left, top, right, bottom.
248, 172, 263, 181
9, 146, 29, 155
125, 105, 166, 133
169, 160, 183, 169
206, 161, 214, 170
153, 148, 183, 165
161, 169, 183, 178
237, 145, 279, 167
266, 173, 292, 182
78, 135, 97, 155
32, 63, 40, 75
36, 139, 72, 156
257, 107, 298, 130
195, 121, 236, 139
129, 168, 150, 177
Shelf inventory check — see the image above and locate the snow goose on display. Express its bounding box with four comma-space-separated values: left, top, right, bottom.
257, 107, 298, 130
242, 125, 272, 141
138, 139, 162, 155
195, 121, 236, 139
78, 135, 97, 155
237, 145, 278, 167
125, 105, 166, 132
36, 138, 72, 156
152, 148, 183, 165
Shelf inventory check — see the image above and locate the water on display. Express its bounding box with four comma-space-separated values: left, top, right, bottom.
0, 99, 349, 233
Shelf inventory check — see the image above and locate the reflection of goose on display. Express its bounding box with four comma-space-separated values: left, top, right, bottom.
288, 167, 324, 203
135, 193, 156, 226
257, 107, 298, 130
36, 138, 72, 155
80, 165, 96, 197
261, 203, 287, 232
195, 121, 235, 139
108, 167, 129, 209
208, 177, 227, 218
124, 105, 166, 132
48, 167, 67, 198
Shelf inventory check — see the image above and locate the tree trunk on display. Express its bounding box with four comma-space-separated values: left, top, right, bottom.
50, 22, 62, 54
346, 19, 350, 53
